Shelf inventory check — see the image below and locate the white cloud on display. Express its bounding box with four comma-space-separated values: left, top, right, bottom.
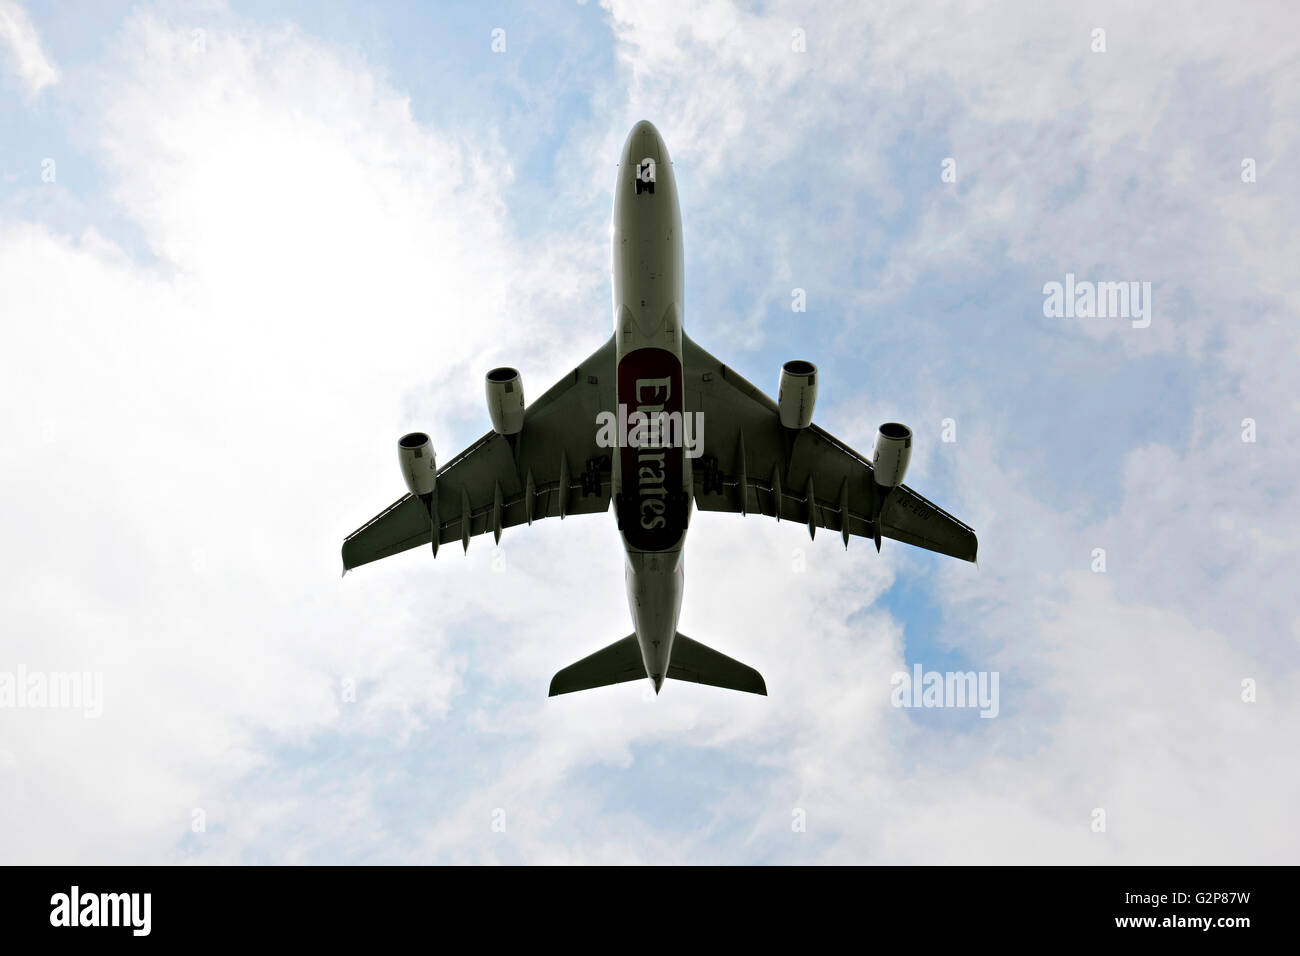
0, 0, 57, 96
0, 11, 603, 862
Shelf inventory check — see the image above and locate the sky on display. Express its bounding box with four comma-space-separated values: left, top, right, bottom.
0, 0, 1297, 864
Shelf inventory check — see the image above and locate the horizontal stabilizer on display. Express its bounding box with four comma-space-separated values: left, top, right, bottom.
668, 633, 766, 695
549, 635, 644, 697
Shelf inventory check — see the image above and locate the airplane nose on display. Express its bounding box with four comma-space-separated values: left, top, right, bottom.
628, 119, 659, 142
651, 673, 664, 694
624, 119, 664, 164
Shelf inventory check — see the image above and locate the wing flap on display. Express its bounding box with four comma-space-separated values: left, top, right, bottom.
342, 494, 431, 569
880, 485, 978, 561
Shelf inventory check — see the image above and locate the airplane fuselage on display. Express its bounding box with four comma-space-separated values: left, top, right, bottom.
611, 121, 688, 692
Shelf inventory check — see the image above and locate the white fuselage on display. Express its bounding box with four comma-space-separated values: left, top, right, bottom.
611, 121, 689, 691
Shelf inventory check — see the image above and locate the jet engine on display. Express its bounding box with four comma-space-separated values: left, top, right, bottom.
485, 367, 525, 435
872, 423, 912, 487
398, 431, 437, 497
777, 360, 817, 429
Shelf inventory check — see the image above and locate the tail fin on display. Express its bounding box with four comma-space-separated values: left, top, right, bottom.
548, 635, 644, 696
668, 633, 766, 695
547, 632, 767, 697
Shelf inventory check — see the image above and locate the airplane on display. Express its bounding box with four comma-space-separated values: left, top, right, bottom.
341, 120, 977, 698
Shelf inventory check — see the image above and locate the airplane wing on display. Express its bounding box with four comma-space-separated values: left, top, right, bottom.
342, 335, 616, 571
682, 334, 977, 562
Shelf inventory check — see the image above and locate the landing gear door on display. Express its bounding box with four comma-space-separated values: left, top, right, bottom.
635, 157, 656, 195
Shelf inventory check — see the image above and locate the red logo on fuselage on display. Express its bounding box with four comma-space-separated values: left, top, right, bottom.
616, 348, 685, 552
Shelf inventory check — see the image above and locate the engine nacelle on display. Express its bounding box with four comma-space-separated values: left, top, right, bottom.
398, 431, 437, 497
777, 360, 817, 429
485, 367, 525, 435
872, 423, 912, 487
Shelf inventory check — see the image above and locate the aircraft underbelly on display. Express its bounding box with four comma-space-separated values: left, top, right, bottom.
625, 548, 684, 682
609, 122, 691, 681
